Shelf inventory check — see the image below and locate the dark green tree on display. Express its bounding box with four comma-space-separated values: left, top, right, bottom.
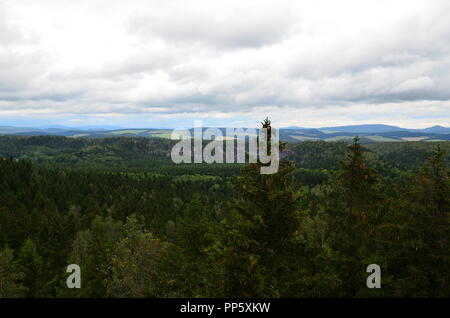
325, 137, 385, 296
380, 145, 450, 297
106, 215, 168, 297
15, 239, 43, 298
63, 216, 124, 297
0, 247, 26, 298
205, 118, 339, 297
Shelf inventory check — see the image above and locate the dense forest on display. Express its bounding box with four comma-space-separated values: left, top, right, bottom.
0, 127, 449, 297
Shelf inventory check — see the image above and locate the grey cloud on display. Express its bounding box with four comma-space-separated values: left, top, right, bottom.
127, 4, 294, 50
46, 50, 179, 81
283, 6, 450, 105
0, 50, 53, 92
101, 50, 180, 78
1, 0, 449, 127
0, 3, 26, 45
167, 63, 212, 83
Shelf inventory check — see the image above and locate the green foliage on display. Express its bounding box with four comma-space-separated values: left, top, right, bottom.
106, 215, 168, 298
0, 248, 26, 297
377, 145, 450, 297
0, 131, 449, 298
64, 216, 124, 297
16, 239, 43, 298
324, 137, 385, 296
204, 119, 340, 297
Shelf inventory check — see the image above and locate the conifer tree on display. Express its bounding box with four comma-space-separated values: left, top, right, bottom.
65, 216, 124, 297
382, 145, 450, 297
106, 215, 168, 297
0, 248, 26, 298
325, 137, 384, 296
207, 118, 306, 297
16, 239, 43, 298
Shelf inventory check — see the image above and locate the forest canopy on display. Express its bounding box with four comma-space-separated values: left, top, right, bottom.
0, 130, 449, 298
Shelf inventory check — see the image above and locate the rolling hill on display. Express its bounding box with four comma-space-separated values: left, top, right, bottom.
0, 124, 449, 142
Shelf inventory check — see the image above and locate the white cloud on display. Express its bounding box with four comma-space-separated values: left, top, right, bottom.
127, 1, 294, 49
0, 0, 449, 127
391, 76, 435, 93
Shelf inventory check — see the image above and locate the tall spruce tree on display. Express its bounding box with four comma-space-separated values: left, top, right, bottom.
16, 239, 43, 298
206, 118, 310, 297
325, 137, 384, 296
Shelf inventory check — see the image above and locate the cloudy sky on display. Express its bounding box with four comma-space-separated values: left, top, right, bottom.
1, 0, 450, 128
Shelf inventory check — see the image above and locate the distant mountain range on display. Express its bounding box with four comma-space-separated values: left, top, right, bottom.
1, 124, 449, 142
279, 124, 450, 142
283, 124, 450, 134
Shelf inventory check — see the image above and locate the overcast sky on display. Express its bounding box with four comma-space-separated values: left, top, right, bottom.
1, 0, 449, 128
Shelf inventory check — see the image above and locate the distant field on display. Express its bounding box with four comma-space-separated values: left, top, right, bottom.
324, 135, 400, 142
319, 130, 340, 134
148, 132, 173, 138
289, 135, 319, 140
1, 126, 450, 142
401, 136, 429, 141
365, 135, 399, 142
324, 136, 355, 141
111, 129, 147, 135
